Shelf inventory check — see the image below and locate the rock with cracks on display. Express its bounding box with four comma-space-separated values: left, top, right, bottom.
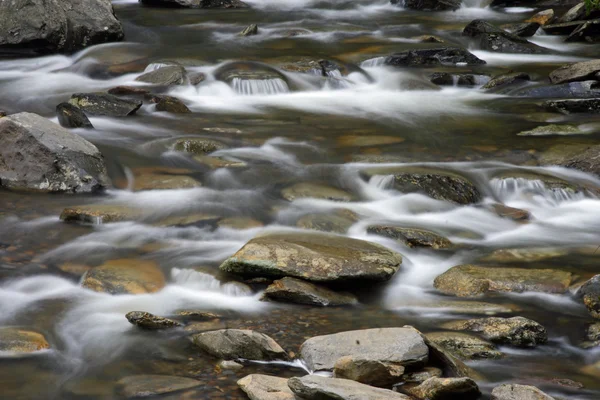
261, 277, 357, 306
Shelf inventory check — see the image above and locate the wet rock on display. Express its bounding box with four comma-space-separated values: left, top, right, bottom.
0, 327, 50, 354
239, 24, 259, 36
200, 0, 249, 8
0, 0, 124, 54
433, 264, 573, 297
338, 134, 406, 147
281, 182, 354, 202
384, 48, 486, 67
296, 212, 356, 233
214, 61, 292, 92
514, 81, 600, 98
116, 375, 201, 399
219, 232, 403, 283
491, 383, 556, 400
544, 98, 600, 114
367, 225, 452, 249
333, 356, 405, 387
442, 317, 548, 347
81, 259, 166, 295
60, 205, 140, 224
218, 217, 263, 230
125, 171, 200, 191
577, 275, 600, 319
480, 247, 568, 263
191, 329, 288, 361
406, 377, 481, 400
218, 360, 243, 371
542, 20, 587, 35
135, 65, 187, 86
558, 2, 600, 24
148, 95, 191, 114
482, 72, 530, 91
488, 203, 530, 221
174, 310, 221, 321
517, 124, 584, 136
546, 144, 600, 177
69, 93, 142, 117
411, 35, 445, 43
0, 112, 109, 193
262, 277, 357, 306
141, 0, 248, 7
429, 72, 489, 87
425, 332, 503, 360
300, 327, 428, 372
502, 22, 540, 37
108, 86, 151, 96
173, 138, 228, 155
125, 311, 182, 330
400, 299, 518, 315
525, 9, 555, 25
422, 335, 483, 379
399, 367, 443, 384
400, 0, 462, 11
567, 19, 600, 43
189, 72, 207, 85
549, 60, 600, 84
463, 19, 546, 54
288, 375, 411, 400
56, 103, 93, 129
238, 374, 296, 400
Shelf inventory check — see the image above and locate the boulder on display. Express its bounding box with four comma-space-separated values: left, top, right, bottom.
549, 60, 600, 84
239, 24, 259, 37
192, 329, 288, 361
463, 19, 547, 54
502, 22, 540, 37
135, 65, 187, 86
425, 332, 503, 360
433, 264, 573, 297
219, 232, 402, 283
261, 277, 357, 307
69, 93, 142, 117
491, 383, 556, 400
513, 81, 600, 98
0, 112, 109, 193
525, 9, 555, 25
81, 259, 166, 295
406, 377, 481, 400
401, 0, 462, 11
237, 374, 296, 400
148, 95, 191, 114
0, 327, 50, 354
287, 375, 411, 400
56, 103, 93, 129
333, 356, 405, 387
299, 327, 429, 372
0, 0, 123, 54
442, 317, 548, 347
482, 72, 530, 91
125, 311, 182, 330
566, 19, 600, 43
367, 225, 452, 249
281, 182, 354, 202
577, 275, 600, 319
544, 98, 600, 114
116, 375, 201, 399
384, 48, 486, 67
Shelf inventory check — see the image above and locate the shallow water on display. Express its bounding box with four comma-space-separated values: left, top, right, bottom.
1, 0, 600, 399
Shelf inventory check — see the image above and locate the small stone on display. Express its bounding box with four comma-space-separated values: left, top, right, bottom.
189, 72, 206, 85
281, 182, 354, 202
192, 329, 288, 361
262, 277, 357, 307
407, 377, 481, 400
148, 94, 191, 114
412, 35, 445, 43
399, 367, 443, 384
173, 138, 228, 155
135, 65, 187, 85
174, 310, 221, 321
60, 205, 140, 224
577, 275, 600, 319
482, 72, 530, 90
218, 360, 243, 370
125, 311, 182, 330
56, 102, 93, 129
442, 317, 548, 347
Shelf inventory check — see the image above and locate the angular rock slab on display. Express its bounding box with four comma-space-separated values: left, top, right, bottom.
238, 374, 297, 400
219, 232, 402, 283
367, 225, 452, 249
262, 277, 357, 306
300, 327, 428, 372
491, 383, 555, 400
0, 112, 109, 193
192, 329, 288, 361
116, 375, 201, 399
442, 317, 547, 347
288, 375, 411, 400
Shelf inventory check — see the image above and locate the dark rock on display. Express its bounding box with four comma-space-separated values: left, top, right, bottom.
542, 20, 586, 35
135, 65, 187, 86
0, 0, 124, 54
261, 277, 357, 306
108, 86, 151, 96
116, 375, 201, 399
69, 93, 142, 117
56, 103, 93, 129
550, 60, 600, 84
577, 275, 600, 319
288, 375, 411, 400
125, 311, 182, 330
401, 0, 462, 11
463, 19, 547, 54
407, 377, 481, 400
425, 332, 503, 360
239, 24, 258, 36
525, 9, 555, 25
81, 259, 166, 294
191, 329, 288, 361
174, 310, 221, 321
367, 225, 452, 249
148, 95, 191, 114
567, 19, 600, 43
200, 0, 249, 8
384, 48, 486, 67
513, 81, 600, 98
502, 22, 540, 37
491, 383, 556, 400
442, 317, 548, 347
237, 374, 296, 400
544, 98, 600, 114
482, 72, 531, 91
0, 112, 109, 193
558, 2, 600, 23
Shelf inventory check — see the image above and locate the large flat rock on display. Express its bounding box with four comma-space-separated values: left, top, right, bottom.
288, 375, 411, 400
238, 374, 297, 400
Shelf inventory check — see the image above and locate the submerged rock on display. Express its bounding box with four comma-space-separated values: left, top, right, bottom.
288, 375, 411, 400
463, 19, 546, 54
518, 124, 584, 136
384, 48, 486, 67
577, 275, 600, 319
367, 225, 452, 249
81, 259, 166, 295
60, 205, 140, 224
173, 138, 228, 155
125, 311, 182, 330
429, 72, 489, 87
434, 264, 573, 297
69, 93, 142, 117
261, 277, 357, 306
549, 60, 600, 84
0, 112, 109, 193
192, 329, 288, 361
400, 0, 462, 11
442, 317, 548, 347
281, 182, 354, 202
56, 103, 93, 129
567, 19, 600, 43
544, 98, 600, 114
425, 331, 503, 360
108, 86, 151, 96
116, 375, 201, 399
148, 95, 191, 114
219, 232, 402, 283
135, 65, 187, 86
0, 327, 50, 354
514, 81, 600, 98
334, 356, 405, 387
482, 72, 530, 91
239, 24, 259, 37
300, 327, 429, 372
296, 212, 356, 234
525, 9, 555, 25
490, 383, 556, 400
548, 144, 600, 177
406, 377, 481, 400
123, 171, 200, 191
237, 374, 296, 400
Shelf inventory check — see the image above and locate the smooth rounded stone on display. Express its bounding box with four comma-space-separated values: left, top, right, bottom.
192, 329, 287, 361
367, 225, 452, 249
239, 24, 259, 37
116, 375, 201, 399
567, 19, 600, 43
219, 232, 403, 283
441, 317, 548, 347
296, 212, 356, 234
384, 48, 486, 67
544, 98, 600, 114
411, 35, 445, 43
238, 374, 295, 400
56, 103, 93, 129
261, 277, 357, 307
518, 124, 584, 136
172, 138, 228, 155
0, 327, 50, 354
81, 259, 166, 295
149, 95, 191, 114
189, 72, 207, 85
491, 383, 556, 400
281, 182, 354, 202
0, 112, 109, 193
425, 332, 503, 360
69, 93, 142, 117
433, 264, 573, 297
480, 248, 568, 263
218, 217, 264, 229
333, 356, 405, 387
60, 205, 140, 224
399, 367, 443, 384
399, 0, 462, 11
218, 360, 244, 371
288, 375, 412, 400
108, 86, 151, 96
125, 311, 182, 330
194, 155, 247, 168
462, 19, 546, 54
406, 377, 481, 400
550, 60, 600, 84
502, 22, 540, 37
300, 327, 428, 372
482, 72, 530, 90
525, 9, 555, 25
135, 65, 187, 85
0, 0, 123, 54
488, 204, 530, 222
577, 275, 600, 319
214, 61, 292, 91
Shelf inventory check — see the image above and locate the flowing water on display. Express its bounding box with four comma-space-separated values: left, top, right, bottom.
1, 0, 600, 399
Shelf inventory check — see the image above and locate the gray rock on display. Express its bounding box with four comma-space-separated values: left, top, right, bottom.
288, 375, 411, 400
116, 375, 201, 399
442, 317, 548, 347
558, 3, 600, 24
482, 72, 531, 91
0, 0, 123, 54
577, 275, 600, 319
367, 225, 452, 249
384, 48, 486, 67
491, 383, 556, 400
513, 81, 600, 98
239, 24, 259, 36
56, 103, 93, 129
300, 327, 428, 372
549, 60, 600, 84
192, 329, 288, 361
425, 331, 503, 360
238, 374, 297, 400
401, 0, 462, 11
69, 93, 142, 117
422, 335, 483, 379
219, 232, 402, 283
148, 95, 191, 114
0, 112, 109, 193
407, 377, 481, 400
544, 98, 600, 114
125, 311, 182, 330
135, 65, 187, 86
502, 22, 540, 37
333, 356, 405, 387
463, 19, 547, 54
262, 277, 357, 307
567, 19, 600, 43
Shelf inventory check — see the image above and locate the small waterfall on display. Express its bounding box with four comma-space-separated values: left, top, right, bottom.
491, 178, 586, 203
360, 57, 386, 68
230, 77, 290, 95
369, 174, 395, 190
461, 0, 492, 8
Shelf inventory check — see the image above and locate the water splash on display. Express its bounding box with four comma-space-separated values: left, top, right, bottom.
231, 77, 290, 95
